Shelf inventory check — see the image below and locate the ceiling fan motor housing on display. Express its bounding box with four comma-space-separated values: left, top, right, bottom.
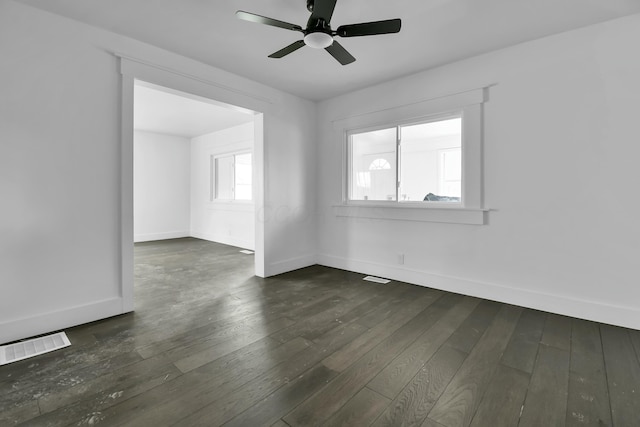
304, 16, 334, 48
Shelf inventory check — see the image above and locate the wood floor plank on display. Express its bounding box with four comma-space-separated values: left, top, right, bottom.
322, 290, 444, 372
0, 325, 140, 390
500, 308, 546, 374
518, 345, 570, 427
223, 364, 339, 427
541, 313, 572, 351
367, 296, 479, 399
22, 363, 182, 427
372, 345, 467, 427
0, 399, 40, 426
427, 305, 522, 427
0, 350, 143, 413
37, 352, 178, 414
323, 292, 399, 335
283, 293, 463, 427
173, 317, 294, 372
468, 365, 529, 427
117, 291, 302, 359
445, 300, 501, 354
566, 319, 612, 427
355, 286, 437, 329
268, 288, 385, 344
87, 337, 311, 426
133, 304, 288, 359
323, 387, 391, 427
600, 324, 640, 426
282, 294, 350, 322
172, 321, 369, 426
630, 329, 640, 364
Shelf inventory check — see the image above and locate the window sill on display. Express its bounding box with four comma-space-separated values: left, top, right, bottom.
332, 204, 487, 225
209, 201, 255, 212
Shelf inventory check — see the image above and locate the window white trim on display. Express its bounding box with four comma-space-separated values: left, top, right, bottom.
332, 204, 486, 225
331, 88, 486, 131
333, 87, 489, 224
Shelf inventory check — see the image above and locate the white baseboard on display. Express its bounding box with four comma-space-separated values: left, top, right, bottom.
317, 254, 640, 331
190, 231, 254, 251
266, 254, 317, 277
0, 297, 127, 345
134, 231, 190, 243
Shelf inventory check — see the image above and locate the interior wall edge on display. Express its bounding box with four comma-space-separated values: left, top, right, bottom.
190, 231, 255, 252
317, 254, 640, 331
0, 297, 125, 345
134, 231, 190, 243
265, 254, 317, 277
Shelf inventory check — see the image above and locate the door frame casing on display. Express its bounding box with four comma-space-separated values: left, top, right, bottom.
119, 54, 267, 312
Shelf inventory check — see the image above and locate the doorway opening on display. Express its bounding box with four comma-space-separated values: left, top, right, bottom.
130, 79, 263, 309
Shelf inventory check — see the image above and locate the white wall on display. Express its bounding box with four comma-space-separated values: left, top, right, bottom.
134, 130, 190, 242
317, 13, 640, 329
0, 0, 317, 344
191, 122, 255, 250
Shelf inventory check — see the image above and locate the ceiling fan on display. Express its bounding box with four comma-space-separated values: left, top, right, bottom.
236, 0, 401, 65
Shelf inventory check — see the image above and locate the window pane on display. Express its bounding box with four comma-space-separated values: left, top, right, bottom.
349, 128, 397, 201
234, 153, 252, 200
215, 155, 234, 200
399, 117, 462, 202
440, 148, 462, 198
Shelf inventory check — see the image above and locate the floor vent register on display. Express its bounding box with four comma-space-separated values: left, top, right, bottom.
0, 332, 71, 365
363, 276, 391, 284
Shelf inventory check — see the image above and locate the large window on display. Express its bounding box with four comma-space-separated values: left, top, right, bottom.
335, 87, 486, 224
213, 152, 252, 201
348, 115, 463, 204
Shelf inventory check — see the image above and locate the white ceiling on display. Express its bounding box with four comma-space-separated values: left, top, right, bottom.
134, 82, 255, 138
17, 0, 640, 101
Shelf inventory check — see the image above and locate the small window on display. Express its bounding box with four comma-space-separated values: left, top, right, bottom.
213, 152, 252, 201
348, 115, 462, 203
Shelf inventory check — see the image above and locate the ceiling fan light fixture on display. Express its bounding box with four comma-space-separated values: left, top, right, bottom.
304, 32, 333, 49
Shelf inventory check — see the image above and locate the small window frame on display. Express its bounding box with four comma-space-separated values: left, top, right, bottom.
211, 150, 253, 203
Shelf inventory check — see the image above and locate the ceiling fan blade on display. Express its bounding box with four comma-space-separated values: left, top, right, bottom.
336, 19, 401, 37
325, 41, 355, 65
268, 40, 306, 58
310, 0, 338, 22
236, 10, 303, 32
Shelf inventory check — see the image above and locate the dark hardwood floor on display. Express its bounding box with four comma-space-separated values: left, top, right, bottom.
2, 237, 640, 426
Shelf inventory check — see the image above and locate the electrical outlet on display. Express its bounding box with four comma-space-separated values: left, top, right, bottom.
398, 253, 405, 265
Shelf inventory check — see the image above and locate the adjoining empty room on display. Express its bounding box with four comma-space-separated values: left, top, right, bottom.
133, 81, 257, 251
